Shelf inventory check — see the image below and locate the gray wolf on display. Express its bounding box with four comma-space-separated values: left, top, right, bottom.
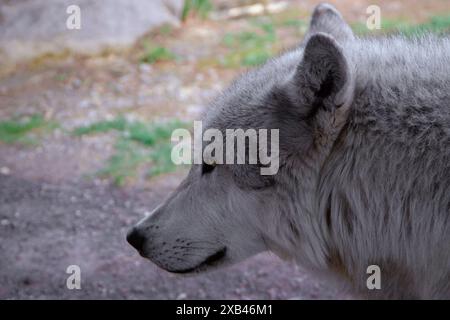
127, 3, 450, 299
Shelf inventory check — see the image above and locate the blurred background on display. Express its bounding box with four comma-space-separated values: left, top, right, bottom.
0, 0, 449, 299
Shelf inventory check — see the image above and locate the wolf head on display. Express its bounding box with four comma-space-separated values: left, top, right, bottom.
127, 3, 356, 273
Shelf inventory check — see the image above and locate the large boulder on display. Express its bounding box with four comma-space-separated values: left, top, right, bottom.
0, 0, 183, 67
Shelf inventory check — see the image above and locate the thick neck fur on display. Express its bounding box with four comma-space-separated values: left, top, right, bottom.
265, 35, 450, 298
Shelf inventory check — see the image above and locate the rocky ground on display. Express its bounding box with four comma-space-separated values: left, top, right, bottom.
0, 0, 448, 299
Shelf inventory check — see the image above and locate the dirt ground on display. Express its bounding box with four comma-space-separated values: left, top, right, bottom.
0, 0, 448, 299
0, 174, 345, 299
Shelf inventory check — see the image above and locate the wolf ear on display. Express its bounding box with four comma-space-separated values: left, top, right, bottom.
289, 32, 354, 112
304, 3, 354, 43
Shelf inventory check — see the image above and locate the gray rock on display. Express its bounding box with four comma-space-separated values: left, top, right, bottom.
0, 0, 183, 67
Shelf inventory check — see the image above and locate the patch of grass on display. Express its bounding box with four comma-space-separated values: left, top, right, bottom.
140, 42, 176, 64
54, 73, 68, 82
197, 10, 307, 70
351, 21, 372, 35
126, 120, 186, 146
182, 0, 212, 21
157, 24, 174, 36
0, 114, 57, 144
221, 21, 277, 68
99, 138, 148, 186
268, 7, 308, 27
352, 15, 450, 35
73, 117, 127, 136
352, 19, 414, 35
251, 15, 305, 31
413, 15, 450, 34
225, 15, 308, 67
148, 143, 178, 177
279, 18, 307, 29
74, 117, 189, 185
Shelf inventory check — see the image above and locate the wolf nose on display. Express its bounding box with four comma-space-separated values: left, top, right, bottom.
126, 227, 145, 251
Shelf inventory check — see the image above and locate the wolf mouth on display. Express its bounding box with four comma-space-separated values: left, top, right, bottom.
170, 247, 227, 274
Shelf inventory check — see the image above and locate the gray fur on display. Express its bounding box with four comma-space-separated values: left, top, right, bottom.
128, 3, 450, 299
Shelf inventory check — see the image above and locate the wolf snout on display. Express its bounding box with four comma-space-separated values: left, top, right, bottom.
126, 227, 146, 252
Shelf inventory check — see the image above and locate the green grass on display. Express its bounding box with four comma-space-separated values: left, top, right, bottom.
278, 18, 307, 29
140, 43, 176, 64
54, 73, 68, 82
73, 117, 127, 136
148, 143, 179, 177
98, 138, 149, 186
352, 15, 450, 35
73, 117, 189, 185
251, 15, 306, 30
221, 21, 277, 68
0, 114, 57, 144
220, 13, 308, 68
182, 0, 212, 21
414, 15, 450, 34
157, 24, 174, 36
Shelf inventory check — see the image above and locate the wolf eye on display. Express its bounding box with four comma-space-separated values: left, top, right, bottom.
202, 161, 216, 175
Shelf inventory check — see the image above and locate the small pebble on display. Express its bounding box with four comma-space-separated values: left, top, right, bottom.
176, 293, 187, 300
0, 167, 11, 175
